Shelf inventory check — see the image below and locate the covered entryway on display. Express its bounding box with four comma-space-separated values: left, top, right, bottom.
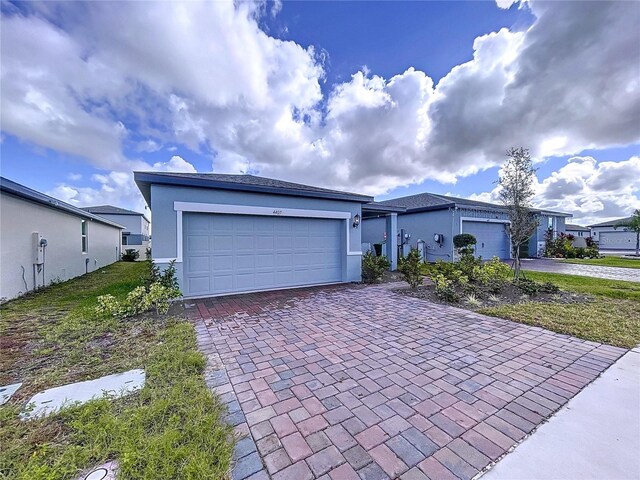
183, 213, 343, 297
462, 220, 510, 259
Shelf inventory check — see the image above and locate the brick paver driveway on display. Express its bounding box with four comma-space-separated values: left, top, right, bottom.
521, 258, 640, 282
186, 284, 626, 480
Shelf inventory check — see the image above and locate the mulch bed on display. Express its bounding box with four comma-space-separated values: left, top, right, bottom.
393, 279, 591, 311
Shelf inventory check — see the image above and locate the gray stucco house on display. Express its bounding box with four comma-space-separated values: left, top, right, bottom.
362, 192, 571, 262
1, 176, 123, 301
134, 172, 402, 298
589, 216, 637, 250
82, 205, 150, 256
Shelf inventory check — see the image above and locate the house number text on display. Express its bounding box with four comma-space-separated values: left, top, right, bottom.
272, 209, 283, 215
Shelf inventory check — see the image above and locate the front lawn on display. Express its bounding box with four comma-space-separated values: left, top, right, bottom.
480, 271, 640, 348
560, 256, 640, 269
0, 262, 233, 480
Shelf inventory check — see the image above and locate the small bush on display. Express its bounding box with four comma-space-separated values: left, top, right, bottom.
122, 249, 140, 262
362, 251, 390, 283
146, 259, 180, 290
514, 278, 560, 296
433, 274, 459, 302
400, 248, 424, 288
453, 233, 477, 258
474, 257, 511, 293
96, 283, 181, 318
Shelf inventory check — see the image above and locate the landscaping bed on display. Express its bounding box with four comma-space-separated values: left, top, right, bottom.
0, 262, 233, 480
395, 278, 590, 309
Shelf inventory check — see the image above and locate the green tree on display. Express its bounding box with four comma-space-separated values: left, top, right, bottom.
498, 147, 539, 280
615, 209, 640, 256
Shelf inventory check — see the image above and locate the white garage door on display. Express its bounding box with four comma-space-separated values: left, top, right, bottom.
462, 221, 510, 259
183, 213, 343, 297
599, 231, 636, 250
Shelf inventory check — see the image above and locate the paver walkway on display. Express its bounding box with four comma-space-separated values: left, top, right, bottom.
482, 347, 640, 480
185, 283, 626, 480
520, 258, 640, 282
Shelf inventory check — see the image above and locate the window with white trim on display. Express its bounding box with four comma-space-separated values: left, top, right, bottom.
81, 220, 88, 253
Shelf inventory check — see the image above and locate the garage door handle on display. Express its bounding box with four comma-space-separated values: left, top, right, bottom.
482, 242, 485, 248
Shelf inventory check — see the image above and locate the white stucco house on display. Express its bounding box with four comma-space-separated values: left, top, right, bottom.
82, 205, 150, 258
1, 177, 124, 301
589, 216, 637, 250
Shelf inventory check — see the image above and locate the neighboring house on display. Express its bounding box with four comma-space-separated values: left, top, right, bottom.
362, 192, 571, 262
82, 205, 150, 257
134, 172, 390, 298
565, 223, 590, 248
589, 216, 637, 250
0, 177, 123, 301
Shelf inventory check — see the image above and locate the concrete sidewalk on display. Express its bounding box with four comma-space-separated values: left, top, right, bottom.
481, 347, 640, 480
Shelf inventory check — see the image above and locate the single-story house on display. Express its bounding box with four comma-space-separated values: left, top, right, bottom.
133, 172, 403, 298
589, 216, 637, 250
0, 176, 123, 301
565, 223, 590, 248
565, 223, 590, 237
82, 205, 150, 258
362, 192, 571, 261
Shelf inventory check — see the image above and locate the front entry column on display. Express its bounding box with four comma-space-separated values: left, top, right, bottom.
385, 213, 398, 271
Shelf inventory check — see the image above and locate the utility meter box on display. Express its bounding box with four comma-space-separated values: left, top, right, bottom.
33, 232, 45, 265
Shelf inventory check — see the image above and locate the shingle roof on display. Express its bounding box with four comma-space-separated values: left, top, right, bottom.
82, 205, 144, 216
0, 177, 124, 229
378, 191, 570, 216
588, 216, 634, 228
565, 223, 590, 232
134, 172, 374, 204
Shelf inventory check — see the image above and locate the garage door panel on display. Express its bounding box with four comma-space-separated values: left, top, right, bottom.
184, 213, 343, 296
462, 221, 509, 260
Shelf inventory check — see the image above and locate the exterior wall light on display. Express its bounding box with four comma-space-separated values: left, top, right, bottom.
352, 214, 361, 228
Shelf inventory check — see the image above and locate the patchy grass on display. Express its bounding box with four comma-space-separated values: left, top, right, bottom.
480, 270, 640, 349
521, 271, 640, 301
0, 262, 234, 480
560, 256, 640, 269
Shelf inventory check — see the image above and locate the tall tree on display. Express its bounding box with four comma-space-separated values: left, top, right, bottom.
498, 147, 539, 280
615, 209, 640, 256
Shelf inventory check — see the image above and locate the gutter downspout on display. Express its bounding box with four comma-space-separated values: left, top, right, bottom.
451, 207, 456, 261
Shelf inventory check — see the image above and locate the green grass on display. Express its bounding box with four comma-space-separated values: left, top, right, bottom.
521, 271, 640, 301
480, 270, 640, 349
560, 256, 640, 269
0, 262, 233, 480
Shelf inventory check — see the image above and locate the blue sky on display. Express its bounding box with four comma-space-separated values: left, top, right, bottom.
1, 0, 639, 225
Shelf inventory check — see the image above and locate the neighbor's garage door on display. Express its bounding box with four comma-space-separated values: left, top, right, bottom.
183, 213, 343, 297
462, 221, 509, 259
599, 231, 636, 250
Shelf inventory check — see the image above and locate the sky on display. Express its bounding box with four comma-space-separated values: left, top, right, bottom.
1, 0, 639, 226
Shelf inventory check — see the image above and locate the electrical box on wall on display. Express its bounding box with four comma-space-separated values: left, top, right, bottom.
32, 232, 45, 264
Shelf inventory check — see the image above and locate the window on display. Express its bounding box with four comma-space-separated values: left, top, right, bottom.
547, 217, 554, 229
122, 234, 128, 245
81, 220, 88, 253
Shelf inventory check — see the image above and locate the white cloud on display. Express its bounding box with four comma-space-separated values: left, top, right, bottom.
467, 155, 640, 225
2, 0, 639, 212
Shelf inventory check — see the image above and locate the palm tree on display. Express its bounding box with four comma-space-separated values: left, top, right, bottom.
615, 209, 640, 256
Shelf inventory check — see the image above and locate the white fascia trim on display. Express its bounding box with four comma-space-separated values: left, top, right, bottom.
173, 201, 352, 219
153, 257, 178, 263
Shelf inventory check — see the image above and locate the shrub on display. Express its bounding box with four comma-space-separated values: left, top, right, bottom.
362, 251, 390, 283
146, 259, 180, 290
399, 248, 424, 288
453, 233, 477, 258
544, 230, 576, 258
433, 274, 459, 302
514, 278, 560, 295
122, 249, 140, 262
474, 257, 511, 293
96, 283, 181, 318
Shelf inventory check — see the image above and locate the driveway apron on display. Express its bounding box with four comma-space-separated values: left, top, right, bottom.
185, 283, 626, 480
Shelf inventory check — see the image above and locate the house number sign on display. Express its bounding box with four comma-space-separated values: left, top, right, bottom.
272, 209, 283, 215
